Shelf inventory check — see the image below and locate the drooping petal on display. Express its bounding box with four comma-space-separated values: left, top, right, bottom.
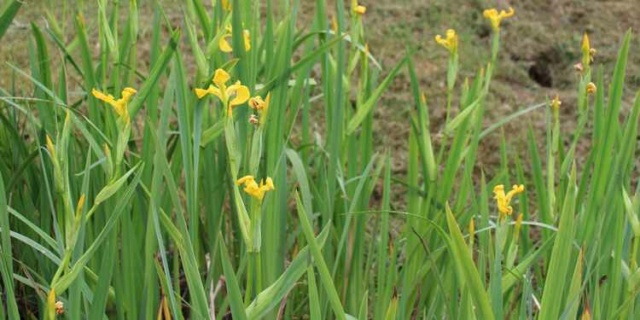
195, 88, 210, 99
502, 7, 515, 18
219, 35, 233, 53
237, 175, 255, 185
228, 82, 250, 107
505, 184, 525, 202
92, 89, 118, 107
195, 85, 224, 101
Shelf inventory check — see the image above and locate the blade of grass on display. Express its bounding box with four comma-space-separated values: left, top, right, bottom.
296, 192, 346, 320
445, 203, 495, 320
0, 172, 20, 318
0, 0, 21, 40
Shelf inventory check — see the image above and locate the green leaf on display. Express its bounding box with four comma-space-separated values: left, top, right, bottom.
445, 204, 495, 320
128, 29, 180, 117
296, 192, 346, 320
0, 0, 21, 40
0, 171, 20, 318
539, 164, 578, 319
94, 163, 141, 206
246, 224, 330, 319
346, 57, 407, 135
54, 165, 144, 293
219, 234, 248, 320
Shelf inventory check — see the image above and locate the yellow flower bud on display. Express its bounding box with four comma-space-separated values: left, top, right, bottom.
353, 5, 366, 16
550, 95, 561, 111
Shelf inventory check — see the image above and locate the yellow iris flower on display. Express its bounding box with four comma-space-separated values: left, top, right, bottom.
219, 27, 251, 53
237, 175, 275, 201
91, 87, 137, 124
493, 184, 525, 219
195, 69, 250, 116
435, 29, 458, 54
483, 7, 515, 31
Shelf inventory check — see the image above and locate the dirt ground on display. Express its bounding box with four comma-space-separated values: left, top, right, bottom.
2, 0, 640, 205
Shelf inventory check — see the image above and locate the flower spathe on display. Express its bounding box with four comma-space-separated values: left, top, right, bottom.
483, 7, 515, 31
581, 33, 596, 67
493, 184, 525, 219
435, 29, 458, 54
46, 135, 56, 158
237, 175, 275, 201
92, 87, 137, 124
195, 69, 250, 116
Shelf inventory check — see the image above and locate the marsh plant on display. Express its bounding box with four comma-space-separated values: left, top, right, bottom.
0, 0, 639, 319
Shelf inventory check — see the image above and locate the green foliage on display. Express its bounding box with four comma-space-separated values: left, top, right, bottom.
0, 1, 639, 319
